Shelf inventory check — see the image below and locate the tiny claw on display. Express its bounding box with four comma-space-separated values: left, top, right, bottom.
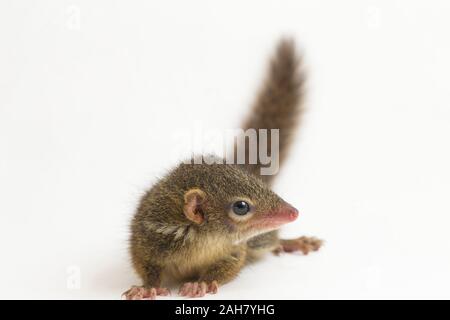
191, 282, 199, 297
209, 281, 219, 294
179, 282, 192, 296
198, 282, 207, 297
157, 287, 171, 296
122, 286, 170, 300
179, 281, 219, 298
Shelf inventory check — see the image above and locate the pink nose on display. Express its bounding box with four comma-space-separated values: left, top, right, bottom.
287, 206, 299, 221
257, 203, 300, 229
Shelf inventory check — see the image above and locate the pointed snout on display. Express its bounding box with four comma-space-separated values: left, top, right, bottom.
249, 202, 299, 231
286, 205, 299, 221
277, 203, 299, 222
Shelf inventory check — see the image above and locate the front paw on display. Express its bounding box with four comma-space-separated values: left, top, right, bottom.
178, 281, 218, 298
122, 285, 170, 300
275, 236, 323, 255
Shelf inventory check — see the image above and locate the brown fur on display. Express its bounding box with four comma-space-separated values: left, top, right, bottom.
126, 39, 320, 299
237, 38, 304, 185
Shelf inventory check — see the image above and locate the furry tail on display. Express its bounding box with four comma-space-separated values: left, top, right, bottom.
236, 38, 305, 185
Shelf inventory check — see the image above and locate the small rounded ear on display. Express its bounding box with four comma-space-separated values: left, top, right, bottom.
183, 188, 206, 224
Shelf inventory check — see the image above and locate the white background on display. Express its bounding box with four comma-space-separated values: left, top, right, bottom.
1, 0, 450, 299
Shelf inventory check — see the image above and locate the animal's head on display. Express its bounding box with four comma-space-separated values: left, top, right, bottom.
175, 161, 298, 243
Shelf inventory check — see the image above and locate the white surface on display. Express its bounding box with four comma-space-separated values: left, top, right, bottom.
1, 0, 450, 299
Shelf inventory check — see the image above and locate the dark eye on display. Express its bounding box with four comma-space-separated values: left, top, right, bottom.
232, 201, 250, 215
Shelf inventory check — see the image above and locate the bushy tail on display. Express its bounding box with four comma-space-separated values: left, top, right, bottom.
236, 38, 305, 185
